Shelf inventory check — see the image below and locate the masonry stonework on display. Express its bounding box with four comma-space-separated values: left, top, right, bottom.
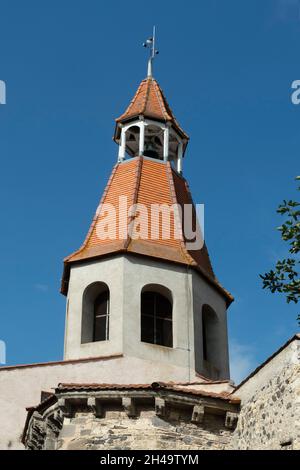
57, 411, 232, 451
230, 336, 300, 450
23, 384, 239, 450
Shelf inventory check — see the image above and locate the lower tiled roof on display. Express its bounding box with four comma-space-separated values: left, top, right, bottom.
56, 382, 240, 403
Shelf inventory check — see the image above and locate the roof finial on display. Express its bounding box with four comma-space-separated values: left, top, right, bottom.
143, 26, 159, 78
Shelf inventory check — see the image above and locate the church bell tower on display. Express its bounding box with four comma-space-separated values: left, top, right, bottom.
61, 34, 233, 382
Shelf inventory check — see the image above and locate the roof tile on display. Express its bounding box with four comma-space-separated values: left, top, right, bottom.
61, 157, 232, 303
116, 78, 188, 139
56, 382, 240, 403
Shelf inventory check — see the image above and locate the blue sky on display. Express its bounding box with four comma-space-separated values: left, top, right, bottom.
0, 0, 299, 383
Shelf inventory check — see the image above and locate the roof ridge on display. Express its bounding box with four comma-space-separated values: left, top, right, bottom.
154, 80, 188, 136
181, 171, 216, 279
166, 162, 196, 266
232, 333, 300, 392
124, 157, 144, 250
152, 79, 169, 120
0, 353, 124, 372
142, 78, 151, 115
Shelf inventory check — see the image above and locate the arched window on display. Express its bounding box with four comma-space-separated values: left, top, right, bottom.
81, 282, 110, 344
202, 305, 219, 364
93, 290, 110, 341
144, 124, 164, 160
125, 125, 140, 158
141, 285, 173, 348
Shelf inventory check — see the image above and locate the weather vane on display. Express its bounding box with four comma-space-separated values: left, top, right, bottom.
143, 26, 159, 78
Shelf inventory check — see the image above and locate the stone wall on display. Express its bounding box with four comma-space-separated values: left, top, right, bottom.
57, 410, 232, 450
24, 385, 239, 450
230, 336, 300, 450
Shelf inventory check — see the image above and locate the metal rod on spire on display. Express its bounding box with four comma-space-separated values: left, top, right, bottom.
152, 25, 156, 59
143, 26, 159, 78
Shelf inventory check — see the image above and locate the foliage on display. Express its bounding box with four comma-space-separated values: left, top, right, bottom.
260, 177, 300, 323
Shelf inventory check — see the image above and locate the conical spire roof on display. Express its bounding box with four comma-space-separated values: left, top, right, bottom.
61, 157, 232, 305
115, 77, 189, 140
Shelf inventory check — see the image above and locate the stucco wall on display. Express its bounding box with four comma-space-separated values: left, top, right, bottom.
65, 256, 124, 360
65, 254, 230, 380
0, 355, 198, 450
122, 256, 195, 372
230, 337, 300, 450
191, 270, 229, 379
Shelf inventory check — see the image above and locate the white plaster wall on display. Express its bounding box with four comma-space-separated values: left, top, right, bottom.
65, 254, 230, 381
64, 257, 124, 360
122, 256, 194, 380
0, 355, 198, 450
192, 270, 230, 380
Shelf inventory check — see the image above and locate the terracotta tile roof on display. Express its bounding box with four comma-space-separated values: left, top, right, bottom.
57, 383, 151, 391
115, 77, 189, 140
61, 157, 233, 304
56, 382, 240, 403
22, 381, 240, 443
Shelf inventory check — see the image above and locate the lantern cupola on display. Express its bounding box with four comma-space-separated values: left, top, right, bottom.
113, 30, 189, 173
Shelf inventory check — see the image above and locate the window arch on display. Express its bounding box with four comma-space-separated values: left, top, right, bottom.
125, 125, 140, 157
81, 282, 110, 344
202, 304, 219, 364
144, 124, 164, 160
141, 284, 173, 348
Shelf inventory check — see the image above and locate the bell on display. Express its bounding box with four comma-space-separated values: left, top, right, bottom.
144, 141, 161, 160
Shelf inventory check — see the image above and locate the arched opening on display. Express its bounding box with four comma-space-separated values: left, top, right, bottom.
125, 125, 140, 157
141, 284, 173, 347
202, 304, 219, 365
93, 289, 110, 341
144, 124, 164, 160
81, 282, 110, 344
169, 134, 179, 169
